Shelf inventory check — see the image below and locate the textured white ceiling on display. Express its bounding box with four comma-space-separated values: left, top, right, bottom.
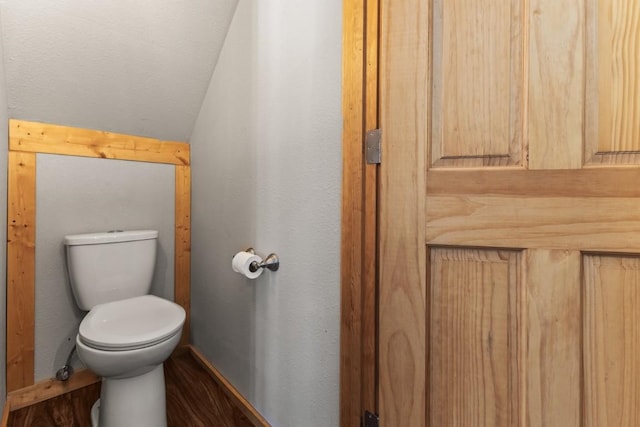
0, 0, 239, 141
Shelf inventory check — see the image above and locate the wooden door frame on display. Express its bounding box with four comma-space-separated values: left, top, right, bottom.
340, 0, 379, 425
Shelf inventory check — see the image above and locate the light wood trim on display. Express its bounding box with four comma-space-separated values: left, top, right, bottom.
6, 120, 191, 393
6, 151, 36, 392
6, 369, 100, 411
9, 119, 189, 165
188, 346, 270, 427
340, 0, 366, 426
341, 0, 380, 425
362, 0, 379, 416
175, 165, 191, 346
1, 399, 10, 427
341, 1, 380, 424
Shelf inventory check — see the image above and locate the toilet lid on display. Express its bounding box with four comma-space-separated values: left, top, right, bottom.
79, 295, 185, 351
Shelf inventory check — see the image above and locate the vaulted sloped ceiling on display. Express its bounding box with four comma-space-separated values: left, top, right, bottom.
0, 0, 238, 142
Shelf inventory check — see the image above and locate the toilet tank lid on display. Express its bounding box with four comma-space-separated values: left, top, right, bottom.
64, 230, 158, 246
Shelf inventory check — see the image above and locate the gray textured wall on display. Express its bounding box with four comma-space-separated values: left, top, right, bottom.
35, 155, 175, 381
0, 0, 238, 141
190, 1, 342, 425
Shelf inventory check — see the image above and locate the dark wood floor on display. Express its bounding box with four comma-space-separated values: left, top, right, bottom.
8, 351, 254, 427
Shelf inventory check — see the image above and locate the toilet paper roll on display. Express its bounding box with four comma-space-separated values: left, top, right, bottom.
232, 251, 264, 279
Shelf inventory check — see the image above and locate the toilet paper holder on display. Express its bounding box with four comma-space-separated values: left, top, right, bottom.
244, 248, 280, 272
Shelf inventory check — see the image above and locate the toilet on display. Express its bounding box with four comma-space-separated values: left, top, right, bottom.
64, 230, 185, 427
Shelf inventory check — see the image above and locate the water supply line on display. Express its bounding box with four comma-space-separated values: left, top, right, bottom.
55, 344, 76, 381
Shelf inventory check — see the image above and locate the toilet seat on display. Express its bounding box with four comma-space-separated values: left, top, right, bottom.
79, 295, 185, 351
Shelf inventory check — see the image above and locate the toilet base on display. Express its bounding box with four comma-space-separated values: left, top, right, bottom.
91, 399, 99, 427
96, 364, 167, 427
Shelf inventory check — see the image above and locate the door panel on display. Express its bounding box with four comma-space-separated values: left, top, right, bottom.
379, 0, 640, 426
584, 255, 640, 426
592, 1, 640, 159
431, 0, 524, 167
429, 248, 521, 426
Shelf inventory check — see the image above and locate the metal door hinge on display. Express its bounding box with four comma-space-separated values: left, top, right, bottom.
365, 129, 381, 164
363, 410, 379, 427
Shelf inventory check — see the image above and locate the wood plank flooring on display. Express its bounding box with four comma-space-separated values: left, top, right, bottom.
8, 350, 255, 427
165, 352, 254, 427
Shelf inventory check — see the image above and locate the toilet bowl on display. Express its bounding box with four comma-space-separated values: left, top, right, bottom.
64, 230, 183, 427
76, 295, 185, 427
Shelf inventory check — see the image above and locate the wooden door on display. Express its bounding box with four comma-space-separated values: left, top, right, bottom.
379, 0, 640, 425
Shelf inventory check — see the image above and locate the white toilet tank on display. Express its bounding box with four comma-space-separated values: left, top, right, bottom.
64, 230, 159, 311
